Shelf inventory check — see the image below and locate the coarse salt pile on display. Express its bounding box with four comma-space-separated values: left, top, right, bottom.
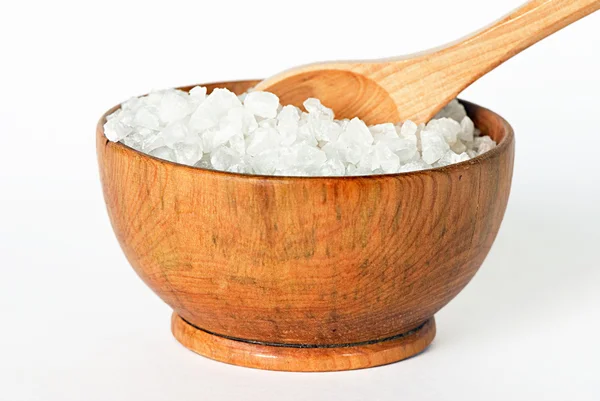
104, 87, 496, 176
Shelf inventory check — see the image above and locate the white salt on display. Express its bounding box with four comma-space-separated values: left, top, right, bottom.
339, 118, 374, 147
189, 88, 241, 132
426, 118, 461, 145
319, 158, 346, 176
434, 99, 467, 122
160, 121, 188, 147
246, 127, 280, 156
243, 91, 279, 119
474, 136, 497, 155
159, 90, 191, 123
420, 130, 450, 164
277, 105, 300, 146
104, 112, 132, 141
374, 143, 401, 173
189, 86, 207, 101
400, 120, 418, 137
103, 86, 497, 176
134, 107, 160, 130
398, 160, 430, 173
211, 146, 243, 171
149, 146, 176, 162
435, 150, 470, 167
173, 142, 203, 165
459, 116, 475, 142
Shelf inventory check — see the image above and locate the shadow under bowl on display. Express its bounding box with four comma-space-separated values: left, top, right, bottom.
96, 79, 515, 371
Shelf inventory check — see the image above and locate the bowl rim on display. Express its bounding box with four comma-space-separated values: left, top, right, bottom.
97, 83, 514, 182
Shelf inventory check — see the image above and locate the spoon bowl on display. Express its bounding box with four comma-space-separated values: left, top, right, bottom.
97, 79, 515, 371
259, 67, 402, 123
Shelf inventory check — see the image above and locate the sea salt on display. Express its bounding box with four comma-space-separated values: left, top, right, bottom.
104, 88, 497, 176
244, 91, 279, 119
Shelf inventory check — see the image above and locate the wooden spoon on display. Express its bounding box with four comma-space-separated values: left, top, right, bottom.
255, 0, 600, 125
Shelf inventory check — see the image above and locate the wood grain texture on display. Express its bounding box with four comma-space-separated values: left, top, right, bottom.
171, 313, 436, 372
255, 0, 600, 124
97, 79, 514, 369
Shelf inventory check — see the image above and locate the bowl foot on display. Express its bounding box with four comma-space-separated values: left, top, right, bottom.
171, 313, 435, 372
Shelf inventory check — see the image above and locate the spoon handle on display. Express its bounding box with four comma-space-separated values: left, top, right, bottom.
452, 0, 599, 65
384, 0, 600, 121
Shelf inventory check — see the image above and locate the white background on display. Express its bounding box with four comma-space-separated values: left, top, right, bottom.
1, 0, 599, 400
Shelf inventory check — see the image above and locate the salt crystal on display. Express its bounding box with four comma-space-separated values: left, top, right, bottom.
319, 159, 346, 176
416, 123, 426, 151
321, 142, 343, 162
342, 143, 363, 165
427, 118, 461, 145
302, 99, 339, 143
189, 86, 207, 101
339, 118, 373, 147
104, 113, 132, 141
398, 160, 430, 173
259, 118, 278, 129
374, 143, 400, 173
228, 133, 246, 155
277, 105, 300, 146
149, 146, 176, 162
451, 139, 467, 154
246, 127, 280, 156
251, 149, 280, 175
194, 153, 212, 169
189, 88, 242, 132
370, 123, 397, 141
459, 116, 475, 142
244, 91, 280, 118
134, 107, 160, 130
141, 132, 165, 153
189, 109, 217, 133
346, 164, 358, 175
357, 149, 379, 172
161, 121, 188, 147
296, 123, 319, 147
346, 163, 373, 176
159, 90, 191, 123
144, 91, 163, 106
435, 150, 470, 167
294, 143, 327, 170
121, 132, 144, 150
174, 142, 203, 165
396, 137, 419, 162
201, 129, 217, 153
121, 96, 142, 111
226, 162, 250, 174
323, 121, 343, 143
474, 136, 497, 155
399, 120, 418, 137
303, 98, 334, 120
214, 116, 242, 149
278, 105, 300, 124
211, 146, 242, 171
226, 107, 258, 134
421, 130, 450, 164
435, 99, 467, 122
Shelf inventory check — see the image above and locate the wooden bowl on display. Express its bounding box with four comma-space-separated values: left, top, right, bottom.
96, 79, 515, 371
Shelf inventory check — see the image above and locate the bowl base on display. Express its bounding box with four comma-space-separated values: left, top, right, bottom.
171, 313, 435, 372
